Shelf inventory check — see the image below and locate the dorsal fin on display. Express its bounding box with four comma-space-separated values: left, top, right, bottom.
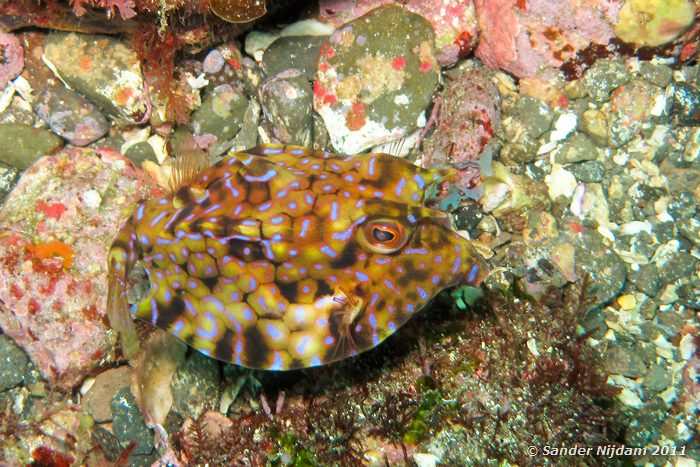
168, 134, 211, 193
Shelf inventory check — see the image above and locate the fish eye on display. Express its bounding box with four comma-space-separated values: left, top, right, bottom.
358, 218, 409, 254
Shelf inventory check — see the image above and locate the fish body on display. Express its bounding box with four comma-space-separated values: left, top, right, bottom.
107, 144, 486, 370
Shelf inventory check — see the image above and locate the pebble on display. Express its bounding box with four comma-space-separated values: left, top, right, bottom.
259, 70, 314, 147
514, 95, 554, 138
554, 132, 598, 163
617, 294, 637, 310
604, 345, 647, 378
0, 334, 29, 392
670, 82, 700, 125
262, 35, 327, 81
190, 84, 249, 157
583, 59, 631, 103
565, 160, 605, 182
81, 366, 131, 422
111, 387, 155, 456
0, 123, 64, 170
33, 87, 109, 146
43, 33, 149, 124
314, 5, 439, 154
170, 352, 221, 420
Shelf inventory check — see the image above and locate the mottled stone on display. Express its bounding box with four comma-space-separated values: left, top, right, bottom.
111, 387, 155, 456
627, 263, 662, 297
91, 425, 122, 462
170, 352, 221, 420
0, 123, 64, 170
0, 148, 154, 391
191, 84, 249, 157
604, 345, 647, 378
659, 252, 699, 284
0, 161, 18, 204
554, 132, 598, 163
82, 366, 131, 422
43, 33, 149, 124
314, 5, 439, 153
642, 364, 671, 392
263, 35, 326, 81
259, 70, 314, 147
513, 96, 553, 138
579, 109, 608, 147
670, 82, 700, 126
33, 87, 109, 146
678, 217, 700, 246
583, 59, 631, 103
639, 62, 673, 88
565, 160, 605, 182
124, 142, 158, 166
0, 334, 29, 391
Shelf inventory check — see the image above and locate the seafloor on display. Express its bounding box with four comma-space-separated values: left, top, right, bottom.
0, 0, 698, 466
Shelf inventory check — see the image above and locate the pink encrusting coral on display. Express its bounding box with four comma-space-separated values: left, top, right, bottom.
474, 0, 621, 78
0, 148, 156, 391
0, 32, 24, 88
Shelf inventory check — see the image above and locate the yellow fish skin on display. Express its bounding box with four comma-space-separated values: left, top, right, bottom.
107, 144, 487, 370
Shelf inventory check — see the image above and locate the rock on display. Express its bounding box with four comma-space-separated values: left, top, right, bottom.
678, 217, 700, 246
422, 64, 499, 196
604, 345, 647, 378
657, 311, 685, 334
111, 387, 155, 456
91, 425, 122, 462
474, 0, 618, 79
614, 0, 696, 47
314, 5, 439, 154
262, 35, 326, 81
82, 366, 131, 422
627, 264, 662, 297
639, 62, 673, 88
0, 32, 23, 88
579, 109, 608, 147
259, 70, 314, 147
567, 227, 626, 308
43, 33, 149, 124
124, 141, 158, 166
608, 80, 664, 147
670, 82, 700, 126
0, 148, 154, 391
0, 162, 18, 203
191, 84, 248, 157
0, 123, 64, 169
514, 95, 554, 138
319, 0, 478, 67
33, 87, 109, 146
583, 59, 630, 103
566, 160, 605, 183
659, 252, 699, 284
554, 132, 599, 163
170, 351, 221, 419
0, 334, 29, 391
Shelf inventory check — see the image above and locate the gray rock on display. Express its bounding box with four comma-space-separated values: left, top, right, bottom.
604, 344, 647, 378
639, 62, 673, 88
624, 399, 666, 446
670, 82, 700, 126
0, 123, 64, 169
554, 132, 598, 163
583, 59, 631, 103
170, 351, 221, 419
33, 87, 109, 146
259, 70, 314, 147
0, 107, 36, 126
642, 365, 671, 392
0, 161, 18, 204
0, 334, 29, 391
91, 425, 122, 462
514, 96, 553, 138
124, 142, 158, 166
263, 35, 327, 81
43, 33, 148, 124
569, 229, 626, 308
657, 311, 685, 334
659, 252, 699, 284
627, 263, 662, 297
191, 84, 249, 157
110, 387, 154, 456
566, 160, 605, 182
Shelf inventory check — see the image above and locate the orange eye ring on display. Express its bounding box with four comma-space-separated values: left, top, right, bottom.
357, 218, 409, 254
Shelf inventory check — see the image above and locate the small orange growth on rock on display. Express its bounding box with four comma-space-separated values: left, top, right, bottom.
346, 102, 366, 131
26, 240, 74, 269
